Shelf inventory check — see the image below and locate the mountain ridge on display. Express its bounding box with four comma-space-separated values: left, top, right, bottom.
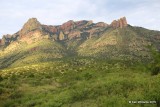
0, 17, 160, 68
0, 17, 128, 46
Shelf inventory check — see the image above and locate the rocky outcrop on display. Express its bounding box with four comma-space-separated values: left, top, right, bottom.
75, 20, 88, 27
0, 34, 19, 46
95, 22, 108, 27
20, 18, 42, 36
86, 20, 93, 26
110, 17, 127, 28
0, 17, 129, 44
68, 30, 81, 39
42, 25, 58, 34
59, 31, 66, 40
1, 34, 12, 45
60, 20, 75, 31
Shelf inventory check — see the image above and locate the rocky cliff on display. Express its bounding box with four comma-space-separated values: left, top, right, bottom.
110, 17, 127, 28
0, 17, 128, 46
20, 18, 42, 36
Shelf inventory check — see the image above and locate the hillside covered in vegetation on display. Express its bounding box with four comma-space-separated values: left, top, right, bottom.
0, 17, 160, 107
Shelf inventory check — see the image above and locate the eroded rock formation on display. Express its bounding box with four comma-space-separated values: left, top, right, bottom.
0, 17, 129, 46
20, 18, 42, 36
110, 17, 128, 28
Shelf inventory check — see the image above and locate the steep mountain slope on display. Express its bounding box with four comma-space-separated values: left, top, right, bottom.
78, 26, 160, 60
0, 17, 160, 68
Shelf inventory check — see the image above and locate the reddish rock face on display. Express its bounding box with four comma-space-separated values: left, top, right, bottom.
0, 17, 129, 45
110, 17, 127, 28
0, 39, 2, 45
43, 25, 58, 34
68, 30, 81, 39
95, 22, 108, 27
75, 20, 88, 27
119, 17, 127, 28
60, 20, 75, 31
20, 18, 42, 36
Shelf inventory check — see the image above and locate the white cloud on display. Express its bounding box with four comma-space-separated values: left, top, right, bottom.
0, 0, 160, 37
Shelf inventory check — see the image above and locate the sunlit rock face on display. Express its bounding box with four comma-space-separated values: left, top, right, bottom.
0, 17, 128, 46
110, 17, 128, 28
19, 18, 42, 36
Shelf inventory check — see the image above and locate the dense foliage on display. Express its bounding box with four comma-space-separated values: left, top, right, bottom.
0, 58, 160, 107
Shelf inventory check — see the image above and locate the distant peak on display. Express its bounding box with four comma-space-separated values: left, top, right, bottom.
60, 20, 75, 31
95, 22, 108, 27
110, 17, 128, 28
24, 18, 41, 27
27, 18, 38, 22
67, 20, 74, 23
20, 18, 42, 35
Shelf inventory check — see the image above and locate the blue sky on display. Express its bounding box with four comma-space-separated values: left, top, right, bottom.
0, 0, 160, 37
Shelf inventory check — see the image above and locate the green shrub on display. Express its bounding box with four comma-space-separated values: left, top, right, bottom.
10, 91, 23, 99
151, 65, 160, 75
83, 72, 92, 80
0, 87, 4, 95
0, 76, 3, 82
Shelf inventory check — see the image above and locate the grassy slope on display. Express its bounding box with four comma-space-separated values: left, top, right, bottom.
0, 58, 160, 107
77, 26, 160, 60
0, 39, 66, 68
